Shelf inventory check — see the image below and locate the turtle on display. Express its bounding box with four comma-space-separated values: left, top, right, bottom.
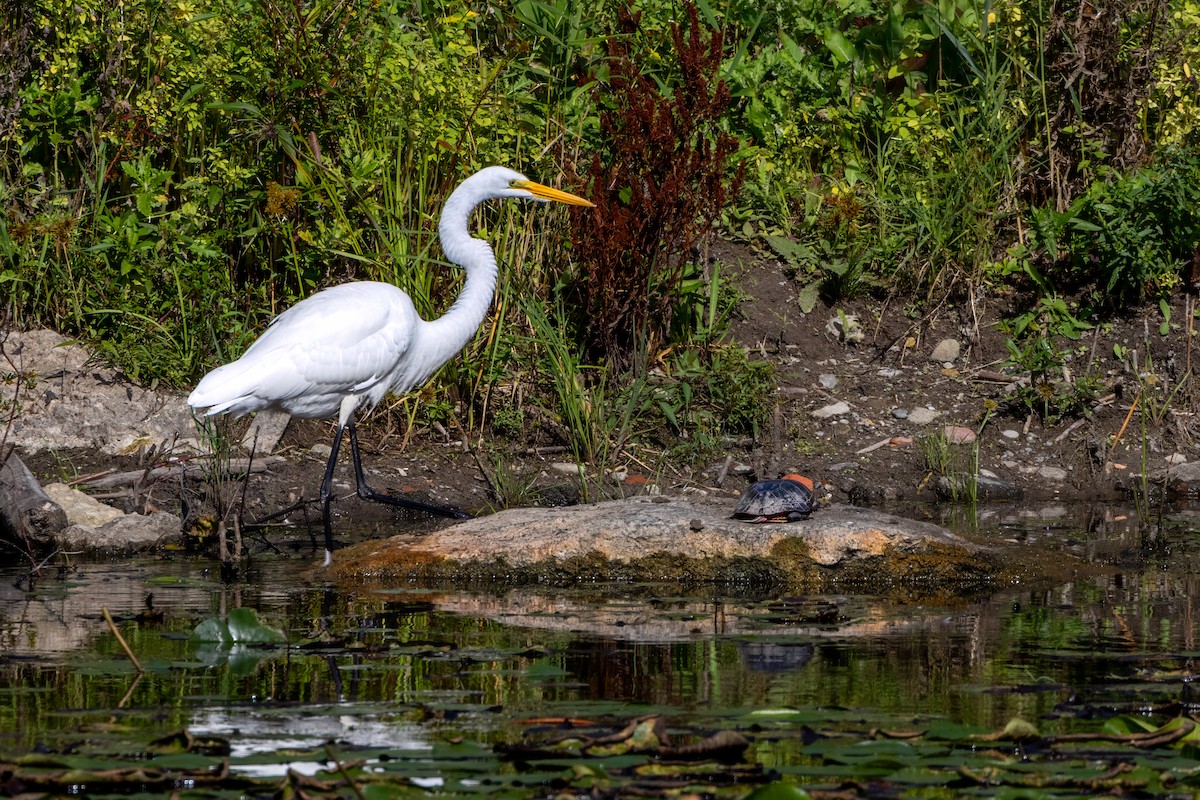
733, 475, 819, 523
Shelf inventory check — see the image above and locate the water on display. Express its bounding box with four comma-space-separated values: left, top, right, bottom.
2, 504, 1200, 796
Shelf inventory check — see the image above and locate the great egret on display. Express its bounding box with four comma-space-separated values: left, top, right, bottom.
188, 166, 593, 566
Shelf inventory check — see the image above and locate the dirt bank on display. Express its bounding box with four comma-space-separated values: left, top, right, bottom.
5, 241, 1195, 549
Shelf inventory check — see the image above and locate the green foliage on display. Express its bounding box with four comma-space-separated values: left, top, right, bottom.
997, 294, 1104, 423
2, 0, 1199, 462
1064, 148, 1200, 302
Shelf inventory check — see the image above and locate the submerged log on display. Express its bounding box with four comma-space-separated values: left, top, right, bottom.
0, 449, 67, 549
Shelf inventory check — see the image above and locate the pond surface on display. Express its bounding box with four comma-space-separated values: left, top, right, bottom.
3, 502, 1200, 798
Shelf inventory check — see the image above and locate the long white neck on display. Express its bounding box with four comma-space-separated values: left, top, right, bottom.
422, 181, 500, 367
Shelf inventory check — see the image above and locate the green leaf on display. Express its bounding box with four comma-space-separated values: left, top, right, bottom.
824, 29, 856, 64
796, 281, 821, 314
743, 781, 811, 800
192, 608, 285, 645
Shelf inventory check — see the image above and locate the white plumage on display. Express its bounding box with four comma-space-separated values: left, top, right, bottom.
188, 166, 593, 565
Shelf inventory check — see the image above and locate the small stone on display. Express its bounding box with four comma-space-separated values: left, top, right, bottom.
1002, 429, 1020, 439
812, 401, 851, 419
935, 474, 1023, 501
550, 462, 585, 476
892, 408, 909, 420
1166, 453, 1188, 466
819, 373, 839, 389
826, 314, 864, 344
311, 443, 333, 458
1037, 466, 1069, 482
877, 368, 902, 379
944, 425, 976, 445
908, 407, 940, 425
929, 339, 961, 363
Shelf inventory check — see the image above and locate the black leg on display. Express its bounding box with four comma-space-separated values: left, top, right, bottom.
347, 421, 471, 520
319, 424, 347, 567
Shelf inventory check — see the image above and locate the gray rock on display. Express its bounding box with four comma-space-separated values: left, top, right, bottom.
311, 443, 333, 458
1126, 460, 1200, 496
0, 330, 194, 455
818, 373, 839, 389
935, 474, 1023, 501
812, 401, 851, 419
929, 339, 961, 363
892, 408, 909, 420
241, 408, 291, 454
877, 368, 903, 379
549, 462, 585, 477
1037, 466, 1069, 482
908, 407, 940, 425
59, 511, 181, 552
42, 483, 125, 527
1002, 429, 1020, 439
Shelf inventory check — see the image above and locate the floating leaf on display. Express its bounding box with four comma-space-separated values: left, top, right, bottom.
191, 608, 285, 646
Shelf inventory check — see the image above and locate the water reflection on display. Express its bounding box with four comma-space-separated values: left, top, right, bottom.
2, 501, 1200, 769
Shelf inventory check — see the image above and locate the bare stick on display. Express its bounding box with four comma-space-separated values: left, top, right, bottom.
323, 744, 367, 800
102, 607, 144, 674
1109, 393, 1141, 457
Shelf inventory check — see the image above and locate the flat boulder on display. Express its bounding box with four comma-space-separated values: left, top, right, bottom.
58, 511, 181, 553
1, 330, 193, 454
332, 497, 1010, 595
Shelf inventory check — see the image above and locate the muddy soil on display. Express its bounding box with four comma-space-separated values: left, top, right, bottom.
13, 240, 1198, 538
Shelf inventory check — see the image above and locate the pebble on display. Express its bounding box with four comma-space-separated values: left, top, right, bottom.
819, 373, 839, 389
892, 408, 909, 420
929, 339, 961, 363
550, 462, 585, 476
908, 407, 940, 425
312, 443, 332, 457
1167, 453, 1188, 466
877, 368, 902, 379
812, 401, 851, 419
944, 425, 976, 445
1037, 466, 1069, 482
1001, 429, 1020, 439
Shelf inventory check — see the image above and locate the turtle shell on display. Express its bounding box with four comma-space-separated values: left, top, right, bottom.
733, 478, 818, 522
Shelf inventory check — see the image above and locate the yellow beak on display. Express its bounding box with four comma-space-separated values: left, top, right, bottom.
515, 180, 595, 207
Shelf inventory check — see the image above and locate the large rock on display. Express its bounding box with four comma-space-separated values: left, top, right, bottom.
42, 483, 126, 527
0, 330, 194, 454
332, 496, 1007, 594
1127, 461, 1200, 496
58, 511, 181, 552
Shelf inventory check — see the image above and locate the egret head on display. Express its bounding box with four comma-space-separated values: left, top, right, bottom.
471, 166, 594, 206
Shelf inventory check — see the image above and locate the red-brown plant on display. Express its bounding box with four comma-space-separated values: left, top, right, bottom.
569, 3, 743, 370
